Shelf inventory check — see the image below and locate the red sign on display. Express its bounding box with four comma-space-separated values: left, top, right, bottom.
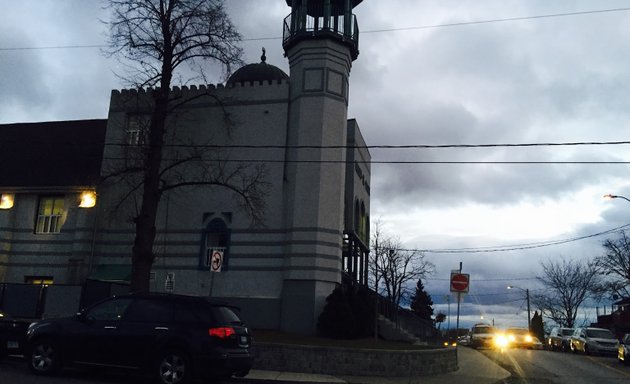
450, 273, 470, 293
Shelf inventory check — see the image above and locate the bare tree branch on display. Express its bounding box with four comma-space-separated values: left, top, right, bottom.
533, 257, 599, 328
369, 220, 435, 307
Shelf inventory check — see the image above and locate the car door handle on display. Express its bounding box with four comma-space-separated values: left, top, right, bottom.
155, 327, 169, 330
104, 326, 117, 330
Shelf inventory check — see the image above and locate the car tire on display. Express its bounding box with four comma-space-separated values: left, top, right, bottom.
584, 345, 590, 355
155, 349, 191, 384
27, 338, 62, 375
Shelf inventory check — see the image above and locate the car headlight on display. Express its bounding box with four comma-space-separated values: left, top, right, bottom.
495, 334, 509, 348
525, 335, 533, 343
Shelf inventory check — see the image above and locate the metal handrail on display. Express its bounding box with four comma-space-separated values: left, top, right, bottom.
282, 6, 359, 58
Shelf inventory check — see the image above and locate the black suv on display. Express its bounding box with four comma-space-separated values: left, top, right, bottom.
25, 293, 253, 384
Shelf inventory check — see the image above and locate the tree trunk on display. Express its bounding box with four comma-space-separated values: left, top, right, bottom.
130, 61, 172, 292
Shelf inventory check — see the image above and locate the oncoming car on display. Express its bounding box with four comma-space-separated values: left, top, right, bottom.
469, 323, 497, 349
26, 293, 253, 384
505, 327, 536, 349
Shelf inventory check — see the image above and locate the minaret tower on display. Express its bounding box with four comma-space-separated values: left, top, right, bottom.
281, 0, 363, 334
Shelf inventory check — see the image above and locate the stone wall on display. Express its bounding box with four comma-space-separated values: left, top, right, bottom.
253, 343, 458, 377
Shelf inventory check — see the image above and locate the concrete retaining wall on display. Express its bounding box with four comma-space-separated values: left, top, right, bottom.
253, 343, 458, 377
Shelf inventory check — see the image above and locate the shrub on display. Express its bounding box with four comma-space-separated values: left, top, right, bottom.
317, 284, 375, 339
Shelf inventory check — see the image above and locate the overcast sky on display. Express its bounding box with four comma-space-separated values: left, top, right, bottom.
4, 0, 630, 329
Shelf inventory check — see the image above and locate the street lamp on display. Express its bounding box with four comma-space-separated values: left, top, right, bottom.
507, 285, 531, 331
603, 194, 630, 203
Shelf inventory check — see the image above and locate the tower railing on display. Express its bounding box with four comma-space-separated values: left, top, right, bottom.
282, 5, 359, 59
342, 231, 369, 286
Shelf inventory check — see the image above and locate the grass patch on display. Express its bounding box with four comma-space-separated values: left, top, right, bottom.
252, 329, 438, 350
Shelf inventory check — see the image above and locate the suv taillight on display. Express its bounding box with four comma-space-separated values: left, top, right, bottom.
209, 327, 235, 339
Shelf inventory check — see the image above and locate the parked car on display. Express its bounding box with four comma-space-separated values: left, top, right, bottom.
25, 292, 254, 384
0, 310, 30, 357
547, 326, 574, 352
469, 323, 497, 349
570, 327, 618, 355
619, 333, 630, 365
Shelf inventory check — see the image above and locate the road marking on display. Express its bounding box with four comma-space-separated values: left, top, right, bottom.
586, 355, 630, 378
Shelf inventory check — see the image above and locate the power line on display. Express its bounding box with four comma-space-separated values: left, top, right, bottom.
101, 157, 630, 165
398, 223, 630, 254
428, 277, 537, 282
3, 7, 630, 51
360, 7, 630, 34
99, 140, 630, 149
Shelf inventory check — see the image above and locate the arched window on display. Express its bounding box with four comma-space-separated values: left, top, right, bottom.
199, 218, 231, 271
360, 201, 367, 242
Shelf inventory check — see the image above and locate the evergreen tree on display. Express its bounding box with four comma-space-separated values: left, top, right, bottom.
410, 279, 434, 321
531, 310, 545, 342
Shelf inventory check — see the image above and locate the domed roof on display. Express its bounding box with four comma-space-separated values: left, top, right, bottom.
227, 49, 288, 86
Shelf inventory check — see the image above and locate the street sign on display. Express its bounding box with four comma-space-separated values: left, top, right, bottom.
207, 249, 223, 272
450, 273, 470, 293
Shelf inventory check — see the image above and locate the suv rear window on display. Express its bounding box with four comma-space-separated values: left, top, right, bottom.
173, 302, 242, 325
212, 306, 242, 325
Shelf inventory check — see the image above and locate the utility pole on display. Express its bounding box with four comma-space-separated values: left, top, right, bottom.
374, 238, 379, 340
446, 295, 451, 337
456, 262, 462, 339
526, 288, 531, 331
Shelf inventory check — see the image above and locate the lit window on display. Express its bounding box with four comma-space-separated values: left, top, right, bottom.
35, 196, 66, 234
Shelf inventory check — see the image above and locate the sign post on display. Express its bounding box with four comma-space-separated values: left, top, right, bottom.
207, 249, 223, 296
450, 263, 470, 343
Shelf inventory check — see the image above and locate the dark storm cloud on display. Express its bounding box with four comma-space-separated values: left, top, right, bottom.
1, 1, 112, 123
0, 26, 51, 121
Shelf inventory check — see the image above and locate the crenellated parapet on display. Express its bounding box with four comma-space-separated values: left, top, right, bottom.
109, 79, 290, 111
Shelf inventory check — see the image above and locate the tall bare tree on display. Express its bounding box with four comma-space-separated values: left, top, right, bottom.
595, 231, 630, 298
105, 0, 266, 292
532, 257, 599, 328
369, 221, 434, 307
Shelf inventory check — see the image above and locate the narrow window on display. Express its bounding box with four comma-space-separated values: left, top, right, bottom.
35, 196, 66, 234
125, 116, 147, 146
200, 218, 230, 271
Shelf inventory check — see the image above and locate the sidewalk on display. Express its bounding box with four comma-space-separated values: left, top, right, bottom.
238, 346, 511, 384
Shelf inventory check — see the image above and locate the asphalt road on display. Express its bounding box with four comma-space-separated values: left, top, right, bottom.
4, 349, 630, 384
0, 355, 241, 384
480, 348, 630, 384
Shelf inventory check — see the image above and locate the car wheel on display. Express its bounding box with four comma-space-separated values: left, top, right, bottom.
27, 338, 62, 375
155, 350, 191, 384
584, 345, 590, 355
570, 342, 577, 354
